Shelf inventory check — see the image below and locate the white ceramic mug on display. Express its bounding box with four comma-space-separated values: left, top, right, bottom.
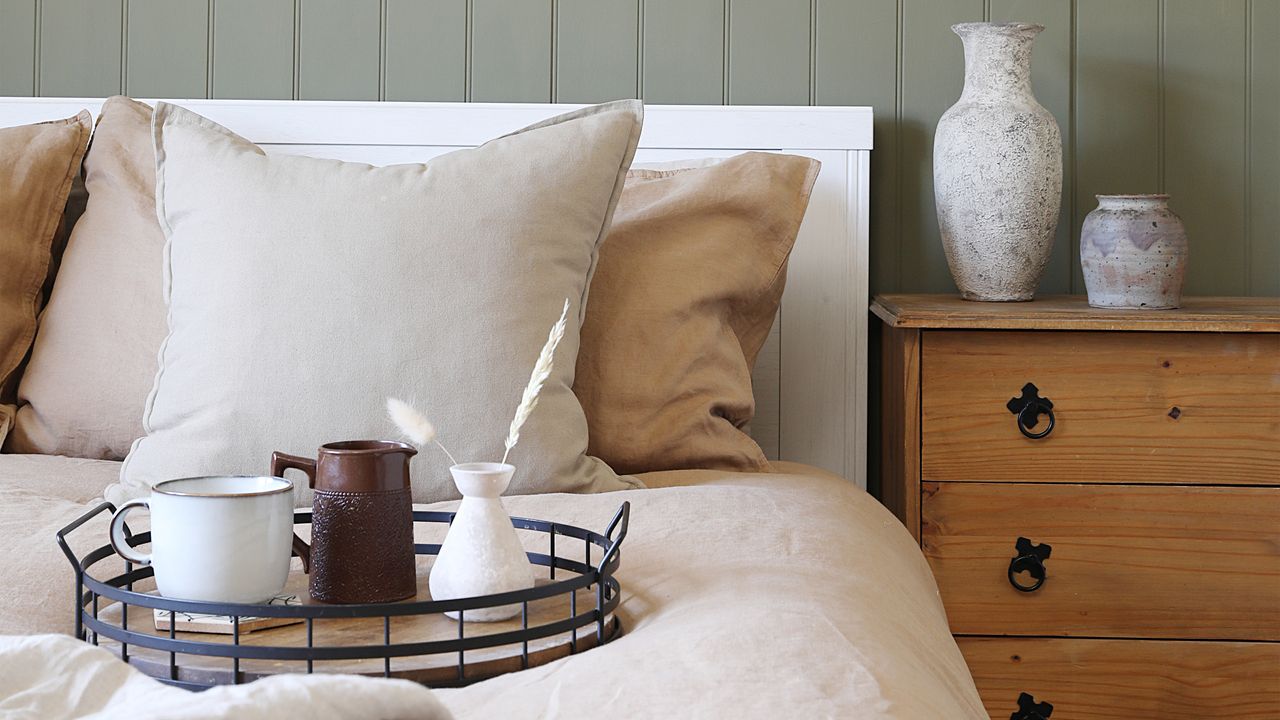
109, 476, 295, 604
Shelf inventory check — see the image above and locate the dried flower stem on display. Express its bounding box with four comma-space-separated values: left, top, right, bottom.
501, 299, 570, 465
387, 397, 459, 466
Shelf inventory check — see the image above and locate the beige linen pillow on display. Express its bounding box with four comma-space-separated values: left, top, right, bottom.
573, 152, 820, 474
111, 101, 644, 505
8, 98, 162, 458
0, 112, 91, 418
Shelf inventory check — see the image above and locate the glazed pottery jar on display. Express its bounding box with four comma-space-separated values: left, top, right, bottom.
1080, 194, 1188, 309
934, 22, 1063, 302
429, 462, 534, 621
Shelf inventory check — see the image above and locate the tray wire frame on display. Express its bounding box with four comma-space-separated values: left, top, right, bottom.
58, 501, 629, 690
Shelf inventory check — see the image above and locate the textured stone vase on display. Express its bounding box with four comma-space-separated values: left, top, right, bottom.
1081, 194, 1188, 309
934, 22, 1063, 302
429, 462, 534, 622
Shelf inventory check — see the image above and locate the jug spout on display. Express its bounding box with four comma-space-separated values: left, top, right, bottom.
310, 439, 416, 493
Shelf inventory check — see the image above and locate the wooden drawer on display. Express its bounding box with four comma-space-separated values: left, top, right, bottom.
921, 331, 1280, 484
922, 482, 1280, 640
958, 637, 1280, 720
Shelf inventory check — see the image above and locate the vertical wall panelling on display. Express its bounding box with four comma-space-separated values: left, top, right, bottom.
469, 0, 551, 102
126, 0, 208, 97
383, 0, 466, 102
385, 0, 466, 101
0, 0, 36, 96
1164, 0, 1247, 296
1249, 0, 1279, 296
555, 0, 637, 102
991, 0, 1073, 294
728, 0, 810, 105
298, 0, 380, 100
1073, 0, 1161, 292
212, 0, 295, 99
815, 0, 897, 293
642, 0, 723, 104
38, 0, 123, 97
898, 0, 984, 293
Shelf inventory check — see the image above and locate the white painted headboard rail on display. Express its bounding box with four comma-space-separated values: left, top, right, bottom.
0, 98, 872, 488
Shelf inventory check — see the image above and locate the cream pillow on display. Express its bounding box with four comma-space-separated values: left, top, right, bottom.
8, 98, 162, 458
111, 101, 644, 504
0, 112, 91, 417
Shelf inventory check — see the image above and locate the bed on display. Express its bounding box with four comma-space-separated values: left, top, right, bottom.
0, 98, 984, 718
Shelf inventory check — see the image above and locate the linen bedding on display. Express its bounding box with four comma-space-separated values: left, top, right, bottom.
0, 456, 983, 719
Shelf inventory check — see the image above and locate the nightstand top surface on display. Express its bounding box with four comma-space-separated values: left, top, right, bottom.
871, 294, 1280, 332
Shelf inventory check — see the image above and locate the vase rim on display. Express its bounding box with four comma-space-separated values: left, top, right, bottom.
1096, 193, 1169, 201
952, 21, 1044, 37
451, 462, 515, 473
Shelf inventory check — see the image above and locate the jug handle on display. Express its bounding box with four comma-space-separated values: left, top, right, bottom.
271, 451, 316, 574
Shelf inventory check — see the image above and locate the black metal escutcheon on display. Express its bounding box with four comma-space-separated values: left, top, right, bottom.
1007, 537, 1052, 592
1007, 383, 1055, 439
1010, 692, 1054, 720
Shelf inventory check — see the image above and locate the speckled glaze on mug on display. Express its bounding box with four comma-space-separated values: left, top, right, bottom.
1081, 194, 1188, 309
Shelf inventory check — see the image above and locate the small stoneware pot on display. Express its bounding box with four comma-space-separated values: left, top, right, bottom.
429, 463, 534, 622
1081, 194, 1188, 309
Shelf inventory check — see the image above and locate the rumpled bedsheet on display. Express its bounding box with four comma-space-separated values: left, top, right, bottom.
0, 634, 451, 720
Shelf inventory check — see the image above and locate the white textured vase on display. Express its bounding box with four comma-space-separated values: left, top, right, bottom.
429, 463, 534, 622
1081, 194, 1188, 309
934, 22, 1063, 302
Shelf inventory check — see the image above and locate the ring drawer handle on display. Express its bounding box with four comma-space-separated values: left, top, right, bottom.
1011, 692, 1054, 720
1007, 383, 1055, 439
1007, 537, 1052, 592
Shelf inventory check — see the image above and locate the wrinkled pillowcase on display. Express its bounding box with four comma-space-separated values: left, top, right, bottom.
111, 101, 645, 506
573, 152, 820, 474
0, 111, 91, 442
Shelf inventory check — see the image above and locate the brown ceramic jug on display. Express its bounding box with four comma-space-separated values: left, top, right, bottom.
272, 440, 417, 604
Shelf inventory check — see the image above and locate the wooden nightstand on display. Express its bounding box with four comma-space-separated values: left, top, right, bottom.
872, 294, 1280, 720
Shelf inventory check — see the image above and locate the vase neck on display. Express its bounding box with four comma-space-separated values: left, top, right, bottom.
955, 22, 1040, 100
1096, 194, 1169, 211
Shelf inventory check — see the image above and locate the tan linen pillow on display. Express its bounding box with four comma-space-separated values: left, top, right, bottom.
8, 98, 162, 458
111, 101, 644, 505
0, 112, 91, 416
573, 152, 820, 474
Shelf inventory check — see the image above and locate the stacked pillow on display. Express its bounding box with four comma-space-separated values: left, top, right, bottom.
5, 98, 820, 498
0, 112, 91, 442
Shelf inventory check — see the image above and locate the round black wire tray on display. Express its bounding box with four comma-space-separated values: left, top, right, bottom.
58, 501, 629, 690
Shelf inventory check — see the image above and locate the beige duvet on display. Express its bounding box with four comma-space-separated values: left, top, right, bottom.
0, 457, 983, 719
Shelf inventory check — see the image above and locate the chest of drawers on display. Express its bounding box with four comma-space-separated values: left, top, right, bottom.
872, 294, 1280, 720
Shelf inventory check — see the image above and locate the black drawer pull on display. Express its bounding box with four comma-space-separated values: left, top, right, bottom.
1007, 383, 1055, 439
1011, 692, 1053, 720
1008, 537, 1052, 592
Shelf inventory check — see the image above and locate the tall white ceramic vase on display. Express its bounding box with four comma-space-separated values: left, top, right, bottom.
934, 22, 1062, 302
429, 462, 534, 622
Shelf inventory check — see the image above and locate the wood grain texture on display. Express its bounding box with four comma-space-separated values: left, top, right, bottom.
385, 0, 466, 101
872, 294, 1280, 332
923, 482, 1280, 640
0, 0, 35, 96
298, 0, 380, 100
470, 0, 550, 102
727, 0, 809, 105
920, 330, 1280, 484
126, 0, 208, 97
1165, 0, 1248, 296
211, 0, 295, 99
958, 637, 1280, 720
878, 325, 921, 540
555, 0, 637, 103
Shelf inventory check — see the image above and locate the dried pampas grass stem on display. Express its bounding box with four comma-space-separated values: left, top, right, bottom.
502, 298, 570, 465
387, 397, 458, 466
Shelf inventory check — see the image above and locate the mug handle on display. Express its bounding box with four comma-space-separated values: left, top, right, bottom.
271, 451, 316, 574
109, 499, 152, 565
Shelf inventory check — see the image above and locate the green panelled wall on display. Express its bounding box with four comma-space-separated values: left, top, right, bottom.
1, 0, 1276, 295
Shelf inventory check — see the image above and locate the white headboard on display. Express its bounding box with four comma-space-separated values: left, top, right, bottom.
0, 98, 872, 488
